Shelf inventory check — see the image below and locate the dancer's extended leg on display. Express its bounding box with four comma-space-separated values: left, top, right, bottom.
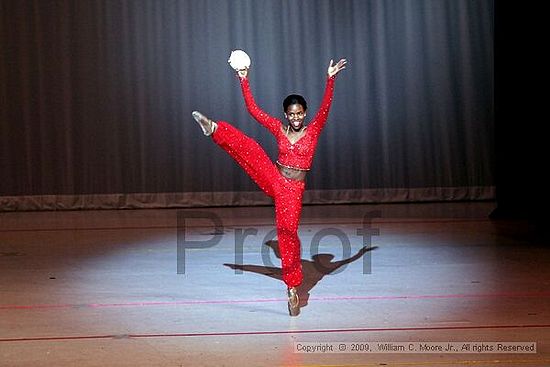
212, 121, 279, 198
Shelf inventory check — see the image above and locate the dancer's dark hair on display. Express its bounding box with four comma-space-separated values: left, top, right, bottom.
283, 94, 307, 112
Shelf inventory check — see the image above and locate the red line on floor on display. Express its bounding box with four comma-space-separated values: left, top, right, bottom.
1, 291, 550, 310
1, 324, 549, 343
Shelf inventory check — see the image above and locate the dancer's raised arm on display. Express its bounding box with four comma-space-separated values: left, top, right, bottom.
228, 50, 281, 136
307, 58, 347, 136
234, 67, 282, 137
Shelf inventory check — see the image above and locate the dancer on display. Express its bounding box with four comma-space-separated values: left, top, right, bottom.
192, 52, 346, 316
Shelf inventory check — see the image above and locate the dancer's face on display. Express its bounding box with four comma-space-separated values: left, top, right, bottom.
284, 104, 306, 131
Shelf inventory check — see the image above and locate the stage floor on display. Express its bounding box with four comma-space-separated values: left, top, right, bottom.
0, 202, 549, 366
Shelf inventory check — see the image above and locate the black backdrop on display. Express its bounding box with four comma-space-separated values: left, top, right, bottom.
0, 0, 495, 210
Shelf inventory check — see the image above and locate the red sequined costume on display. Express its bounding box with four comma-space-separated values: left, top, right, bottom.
212, 75, 336, 287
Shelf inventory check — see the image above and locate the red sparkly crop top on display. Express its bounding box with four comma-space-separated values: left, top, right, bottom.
239, 75, 336, 171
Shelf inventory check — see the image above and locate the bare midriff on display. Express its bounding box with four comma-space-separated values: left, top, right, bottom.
276, 162, 308, 181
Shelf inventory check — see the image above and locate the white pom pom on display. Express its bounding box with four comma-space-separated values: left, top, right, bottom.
228, 50, 251, 71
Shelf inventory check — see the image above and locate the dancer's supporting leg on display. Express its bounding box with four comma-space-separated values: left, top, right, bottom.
274, 178, 305, 316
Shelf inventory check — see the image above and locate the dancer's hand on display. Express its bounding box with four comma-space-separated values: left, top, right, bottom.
327, 58, 347, 77
237, 67, 249, 79
228, 50, 251, 78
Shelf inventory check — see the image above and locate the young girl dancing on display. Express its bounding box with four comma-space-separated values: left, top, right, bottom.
192, 52, 347, 316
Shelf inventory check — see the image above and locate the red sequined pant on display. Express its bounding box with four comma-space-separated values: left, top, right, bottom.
212, 121, 304, 288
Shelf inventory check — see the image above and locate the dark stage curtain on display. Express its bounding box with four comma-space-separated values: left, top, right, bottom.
0, 0, 494, 210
